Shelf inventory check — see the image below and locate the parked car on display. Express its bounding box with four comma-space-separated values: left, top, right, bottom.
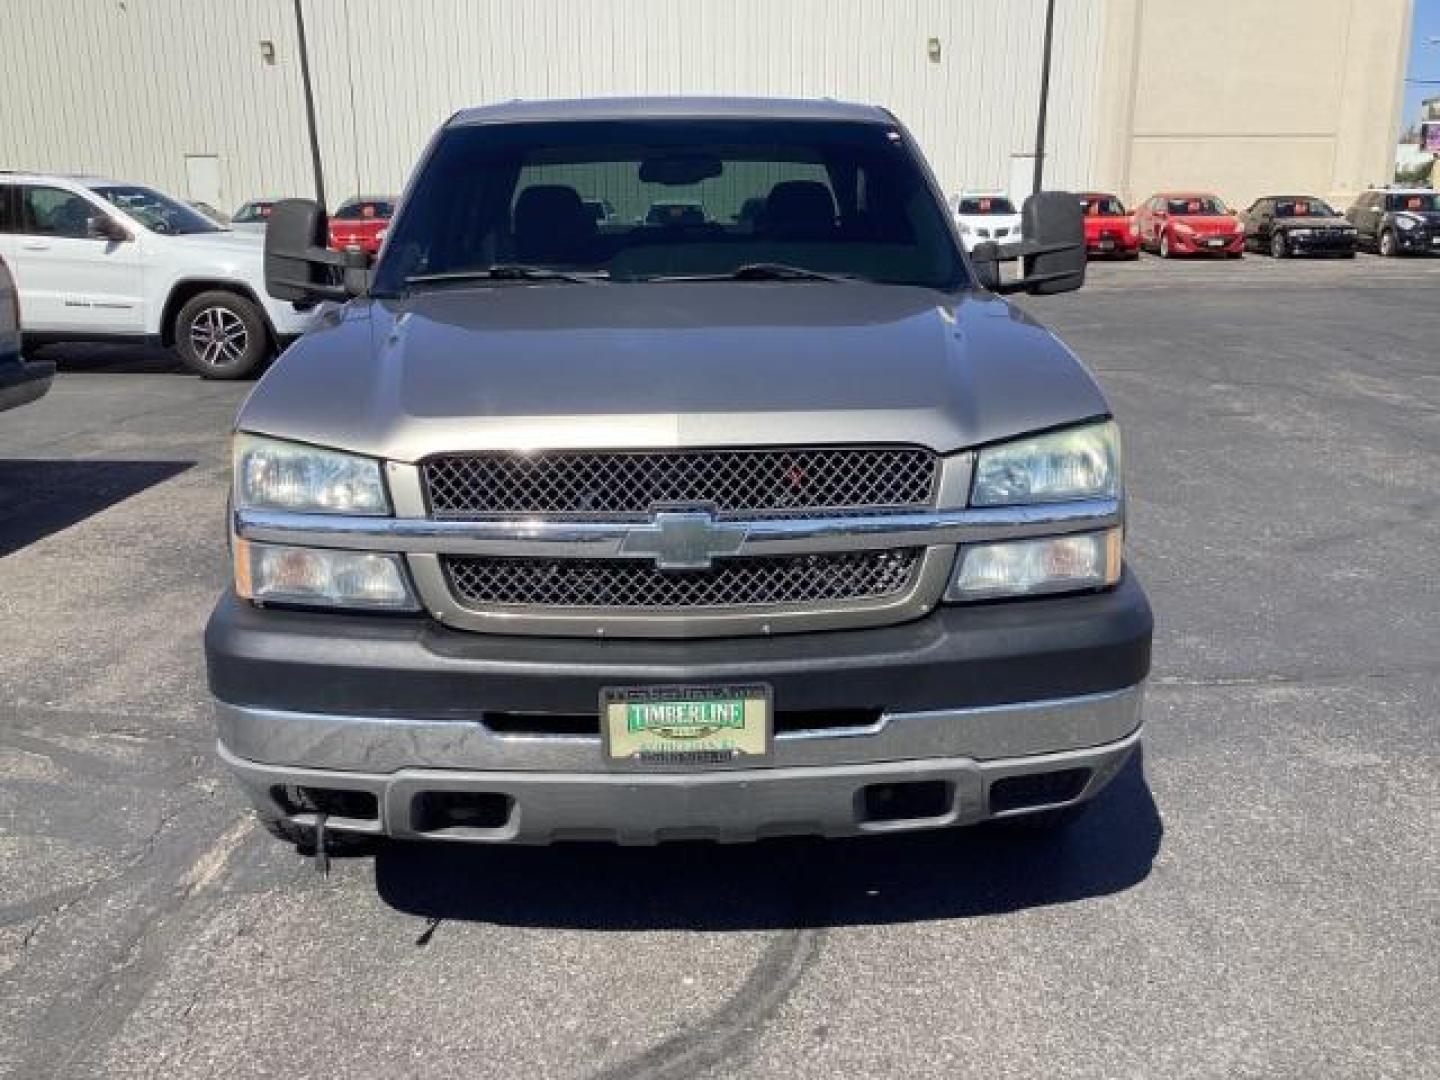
187, 200, 231, 226
1134, 192, 1245, 258
1079, 192, 1139, 258
208, 97, 1150, 855
1240, 196, 1356, 258
0, 174, 318, 378
327, 195, 397, 255
0, 253, 53, 412
231, 199, 279, 235
1344, 187, 1440, 257
952, 191, 1022, 251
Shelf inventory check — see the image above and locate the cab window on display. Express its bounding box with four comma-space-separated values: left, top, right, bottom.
20, 186, 103, 239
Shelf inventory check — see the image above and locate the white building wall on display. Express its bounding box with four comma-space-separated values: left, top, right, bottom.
0, 0, 1104, 212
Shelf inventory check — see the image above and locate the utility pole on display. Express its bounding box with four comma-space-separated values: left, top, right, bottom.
292, 0, 327, 208
1032, 0, 1057, 195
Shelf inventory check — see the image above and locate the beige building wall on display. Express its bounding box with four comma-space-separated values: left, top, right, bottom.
1093, 0, 1414, 209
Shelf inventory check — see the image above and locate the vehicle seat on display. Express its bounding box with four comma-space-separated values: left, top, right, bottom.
761, 181, 836, 240
513, 185, 595, 264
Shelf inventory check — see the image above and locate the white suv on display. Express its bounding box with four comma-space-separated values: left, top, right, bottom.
952, 191, 1024, 252
0, 174, 319, 378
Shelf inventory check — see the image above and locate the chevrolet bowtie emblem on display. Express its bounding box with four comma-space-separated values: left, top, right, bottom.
620, 511, 749, 570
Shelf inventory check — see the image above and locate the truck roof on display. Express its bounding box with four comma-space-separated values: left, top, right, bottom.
450, 95, 895, 127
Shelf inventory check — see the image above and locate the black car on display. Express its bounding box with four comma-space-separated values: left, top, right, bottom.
1241, 196, 1356, 258
1344, 188, 1440, 257
0, 254, 54, 413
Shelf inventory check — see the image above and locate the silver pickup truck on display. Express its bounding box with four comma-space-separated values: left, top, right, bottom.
205, 97, 1151, 852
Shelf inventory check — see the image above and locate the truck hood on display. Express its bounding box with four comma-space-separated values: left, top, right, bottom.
238, 283, 1110, 461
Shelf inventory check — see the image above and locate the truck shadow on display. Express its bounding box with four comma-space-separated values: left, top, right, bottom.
373, 750, 1161, 930
0, 459, 193, 557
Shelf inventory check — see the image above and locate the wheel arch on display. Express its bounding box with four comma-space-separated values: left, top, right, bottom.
160, 279, 275, 348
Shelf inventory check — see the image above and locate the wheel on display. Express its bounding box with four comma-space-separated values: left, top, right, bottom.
173, 290, 270, 379
1270, 230, 1288, 258
1378, 229, 1398, 258
1158, 231, 1172, 258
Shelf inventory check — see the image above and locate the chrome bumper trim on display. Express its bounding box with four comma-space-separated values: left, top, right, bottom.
233, 498, 1122, 560
216, 684, 1143, 774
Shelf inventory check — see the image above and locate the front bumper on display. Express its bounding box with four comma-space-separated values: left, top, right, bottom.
208, 573, 1151, 843
1287, 231, 1357, 255
1396, 230, 1440, 254
1173, 232, 1244, 255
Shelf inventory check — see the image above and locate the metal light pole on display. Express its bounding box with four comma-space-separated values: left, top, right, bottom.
1031, 0, 1058, 195
292, 0, 327, 208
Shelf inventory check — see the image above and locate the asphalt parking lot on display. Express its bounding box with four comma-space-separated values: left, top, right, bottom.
1, 253, 1437, 1079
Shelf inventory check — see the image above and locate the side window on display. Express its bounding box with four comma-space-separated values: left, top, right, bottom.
0, 185, 18, 233
20, 185, 101, 239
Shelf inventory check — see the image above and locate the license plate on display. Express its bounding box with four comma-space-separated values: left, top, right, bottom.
1205, 238, 1224, 248
1099, 240, 1115, 251
602, 684, 772, 767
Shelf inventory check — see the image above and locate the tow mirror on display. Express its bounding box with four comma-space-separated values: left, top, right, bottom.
264, 198, 368, 303
968, 190, 1086, 296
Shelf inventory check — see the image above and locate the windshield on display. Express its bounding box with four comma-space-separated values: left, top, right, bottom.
1274, 198, 1336, 217
1081, 195, 1125, 216
1167, 197, 1226, 216
373, 119, 967, 292
233, 202, 274, 224
1388, 193, 1439, 213
93, 185, 223, 235
334, 198, 396, 221
956, 196, 1015, 215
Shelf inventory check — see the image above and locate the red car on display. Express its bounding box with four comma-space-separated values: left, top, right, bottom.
1079, 192, 1140, 258
327, 195, 398, 255
1135, 192, 1245, 258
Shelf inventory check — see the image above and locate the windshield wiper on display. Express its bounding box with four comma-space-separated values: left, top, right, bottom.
645, 263, 859, 283
404, 265, 607, 289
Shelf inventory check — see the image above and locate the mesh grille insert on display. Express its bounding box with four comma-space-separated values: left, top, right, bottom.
444, 550, 921, 610
424, 448, 937, 519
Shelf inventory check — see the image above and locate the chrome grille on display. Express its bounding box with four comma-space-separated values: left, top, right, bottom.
443, 550, 921, 610
423, 448, 937, 519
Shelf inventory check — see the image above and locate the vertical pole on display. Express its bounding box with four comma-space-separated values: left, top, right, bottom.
1032, 0, 1057, 195
293, 0, 327, 208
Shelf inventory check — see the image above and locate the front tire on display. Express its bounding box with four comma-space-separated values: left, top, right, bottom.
1270, 231, 1288, 258
173, 290, 270, 379
1378, 229, 1399, 258
1159, 231, 1173, 258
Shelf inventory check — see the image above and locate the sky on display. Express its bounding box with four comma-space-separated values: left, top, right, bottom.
1403, 0, 1440, 130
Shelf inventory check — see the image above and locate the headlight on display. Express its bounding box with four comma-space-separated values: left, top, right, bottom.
971, 421, 1119, 506
1173, 221, 1193, 234
957, 222, 971, 234
234, 434, 388, 514
947, 528, 1122, 601
1396, 216, 1418, 231
234, 540, 418, 610
1289, 229, 1313, 238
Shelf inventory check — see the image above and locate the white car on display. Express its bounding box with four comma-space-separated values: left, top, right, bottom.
230, 198, 280, 236
0, 175, 319, 377
952, 191, 1024, 252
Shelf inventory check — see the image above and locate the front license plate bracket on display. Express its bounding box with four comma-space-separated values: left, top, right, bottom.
601, 684, 773, 769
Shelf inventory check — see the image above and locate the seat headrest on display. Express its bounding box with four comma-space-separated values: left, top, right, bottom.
764, 181, 836, 232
